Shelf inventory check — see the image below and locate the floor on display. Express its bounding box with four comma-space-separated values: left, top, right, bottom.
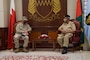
0, 49, 90, 60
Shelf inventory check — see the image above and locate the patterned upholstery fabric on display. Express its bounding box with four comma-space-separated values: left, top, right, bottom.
69, 19, 81, 47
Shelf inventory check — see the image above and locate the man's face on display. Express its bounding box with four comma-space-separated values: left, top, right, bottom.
23, 20, 27, 24
63, 17, 68, 23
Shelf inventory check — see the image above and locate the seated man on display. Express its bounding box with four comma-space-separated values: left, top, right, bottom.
14, 17, 32, 53
57, 15, 76, 54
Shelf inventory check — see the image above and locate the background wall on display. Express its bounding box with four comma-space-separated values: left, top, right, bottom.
0, 0, 76, 27
0, 0, 5, 27
0, 0, 22, 27
67, 0, 76, 19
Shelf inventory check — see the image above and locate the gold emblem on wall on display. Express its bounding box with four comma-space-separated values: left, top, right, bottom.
28, 0, 61, 22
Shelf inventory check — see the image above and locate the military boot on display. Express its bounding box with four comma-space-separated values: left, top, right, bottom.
14, 48, 20, 53
22, 48, 28, 52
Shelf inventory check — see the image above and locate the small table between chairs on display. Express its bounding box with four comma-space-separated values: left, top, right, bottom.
32, 38, 55, 51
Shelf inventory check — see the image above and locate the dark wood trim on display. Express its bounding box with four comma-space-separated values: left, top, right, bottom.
0, 28, 8, 50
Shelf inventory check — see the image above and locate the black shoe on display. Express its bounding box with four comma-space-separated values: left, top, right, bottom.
62, 47, 68, 54
62, 49, 67, 54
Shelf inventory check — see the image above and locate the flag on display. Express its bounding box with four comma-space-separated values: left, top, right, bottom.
76, 0, 84, 44
8, 0, 16, 49
84, 0, 90, 45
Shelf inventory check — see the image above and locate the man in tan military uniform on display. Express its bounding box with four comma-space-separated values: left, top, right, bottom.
14, 17, 32, 53
57, 15, 76, 54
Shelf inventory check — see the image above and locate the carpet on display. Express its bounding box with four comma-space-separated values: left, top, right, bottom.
0, 50, 88, 60
0, 55, 69, 60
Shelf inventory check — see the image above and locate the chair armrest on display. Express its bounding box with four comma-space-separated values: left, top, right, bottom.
11, 32, 15, 35
73, 30, 81, 36
75, 30, 81, 33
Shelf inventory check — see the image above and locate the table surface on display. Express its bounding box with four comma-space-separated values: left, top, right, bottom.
32, 38, 55, 42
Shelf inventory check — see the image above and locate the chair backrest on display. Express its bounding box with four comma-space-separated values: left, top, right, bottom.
70, 19, 81, 44
70, 19, 81, 30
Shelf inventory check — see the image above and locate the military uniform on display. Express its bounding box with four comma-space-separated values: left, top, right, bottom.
14, 22, 32, 49
57, 21, 76, 47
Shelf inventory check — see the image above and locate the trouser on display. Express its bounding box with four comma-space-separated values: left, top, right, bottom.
57, 33, 73, 47
14, 34, 29, 48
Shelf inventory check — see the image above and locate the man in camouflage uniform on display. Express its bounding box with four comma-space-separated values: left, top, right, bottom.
57, 15, 76, 54
14, 18, 32, 53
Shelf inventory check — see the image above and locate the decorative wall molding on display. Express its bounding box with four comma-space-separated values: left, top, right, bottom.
0, 28, 8, 50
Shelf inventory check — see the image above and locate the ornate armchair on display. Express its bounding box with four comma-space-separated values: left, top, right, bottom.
68, 19, 81, 51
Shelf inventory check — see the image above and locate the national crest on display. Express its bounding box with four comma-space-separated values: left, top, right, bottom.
28, 0, 61, 22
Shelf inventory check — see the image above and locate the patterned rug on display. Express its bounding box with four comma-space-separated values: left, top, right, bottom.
0, 50, 88, 60
0, 55, 69, 60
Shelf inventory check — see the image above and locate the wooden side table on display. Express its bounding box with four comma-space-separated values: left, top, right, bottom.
30, 31, 58, 51
32, 38, 55, 51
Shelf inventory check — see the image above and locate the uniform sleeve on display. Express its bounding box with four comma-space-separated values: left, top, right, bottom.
27, 24, 32, 32
16, 23, 24, 33
71, 22, 76, 31
58, 24, 64, 31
